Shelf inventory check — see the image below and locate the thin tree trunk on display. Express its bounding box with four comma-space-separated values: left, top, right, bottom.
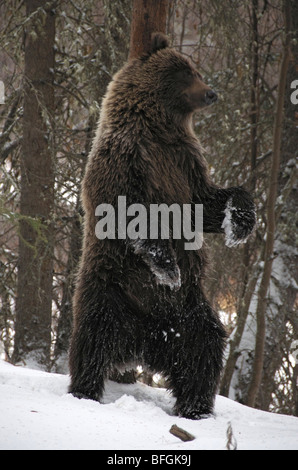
220, 0, 260, 397
249, 0, 259, 191
129, 0, 169, 60
239, 0, 259, 305
13, 0, 56, 369
246, 0, 291, 407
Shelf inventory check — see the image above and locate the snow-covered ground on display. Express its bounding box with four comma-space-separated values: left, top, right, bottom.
0, 359, 297, 450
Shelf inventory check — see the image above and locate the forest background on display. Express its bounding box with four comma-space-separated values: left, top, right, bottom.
0, 0, 297, 416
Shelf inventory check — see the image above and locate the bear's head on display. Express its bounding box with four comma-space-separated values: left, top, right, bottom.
138, 32, 218, 115
102, 32, 217, 130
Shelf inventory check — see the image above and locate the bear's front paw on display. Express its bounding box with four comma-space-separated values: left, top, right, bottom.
151, 259, 181, 291
131, 239, 181, 290
222, 192, 256, 248
147, 245, 181, 290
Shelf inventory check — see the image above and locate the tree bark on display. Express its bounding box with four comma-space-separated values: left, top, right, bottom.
246, 0, 291, 407
249, 0, 259, 191
169, 425, 195, 442
129, 0, 169, 60
13, 0, 56, 369
220, 0, 261, 398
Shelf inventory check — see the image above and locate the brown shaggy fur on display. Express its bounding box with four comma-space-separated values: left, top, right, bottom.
69, 34, 255, 419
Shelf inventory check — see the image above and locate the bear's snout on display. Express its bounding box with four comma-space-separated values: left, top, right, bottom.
205, 89, 218, 105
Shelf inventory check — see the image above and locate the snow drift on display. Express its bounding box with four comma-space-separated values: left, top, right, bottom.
0, 360, 297, 450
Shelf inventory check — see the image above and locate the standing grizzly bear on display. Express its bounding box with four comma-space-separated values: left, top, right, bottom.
69, 33, 256, 419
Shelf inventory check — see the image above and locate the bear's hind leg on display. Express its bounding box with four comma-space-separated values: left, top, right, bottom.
69, 280, 140, 402
170, 301, 226, 419
146, 297, 226, 419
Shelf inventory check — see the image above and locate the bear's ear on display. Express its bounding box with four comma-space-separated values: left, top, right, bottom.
151, 32, 169, 54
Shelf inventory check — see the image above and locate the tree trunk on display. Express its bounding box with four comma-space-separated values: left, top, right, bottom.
129, 0, 169, 60
249, 0, 259, 191
109, 0, 168, 384
246, 0, 291, 407
220, 0, 261, 398
13, 0, 56, 369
